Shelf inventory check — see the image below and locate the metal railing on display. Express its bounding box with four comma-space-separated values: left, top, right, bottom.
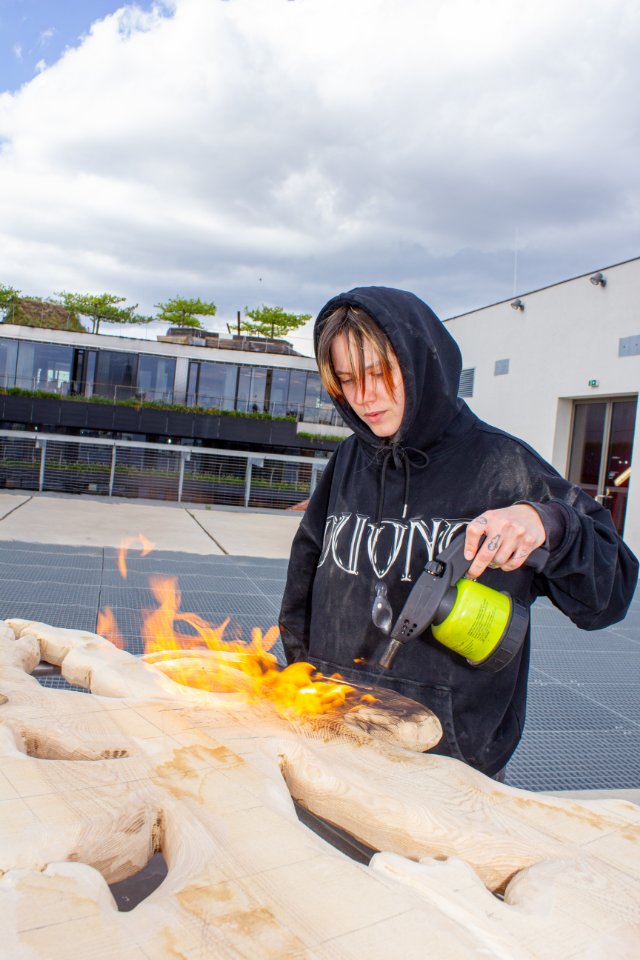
0, 430, 329, 509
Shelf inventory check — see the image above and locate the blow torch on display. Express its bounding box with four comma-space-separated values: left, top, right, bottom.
372, 534, 548, 673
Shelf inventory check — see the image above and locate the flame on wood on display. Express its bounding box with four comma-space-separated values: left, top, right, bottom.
106, 571, 377, 722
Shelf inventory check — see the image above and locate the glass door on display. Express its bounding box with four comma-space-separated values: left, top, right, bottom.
568, 398, 636, 534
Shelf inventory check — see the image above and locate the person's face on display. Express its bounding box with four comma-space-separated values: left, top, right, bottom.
330, 333, 405, 438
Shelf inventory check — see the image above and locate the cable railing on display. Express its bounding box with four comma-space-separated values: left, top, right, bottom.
0, 430, 329, 509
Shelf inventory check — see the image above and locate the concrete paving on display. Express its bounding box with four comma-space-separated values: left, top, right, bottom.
0, 491, 302, 557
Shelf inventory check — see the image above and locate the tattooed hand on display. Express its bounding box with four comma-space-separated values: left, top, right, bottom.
464, 504, 546, 579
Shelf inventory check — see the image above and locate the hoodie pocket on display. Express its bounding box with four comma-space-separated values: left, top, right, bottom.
309, 658, 466, 763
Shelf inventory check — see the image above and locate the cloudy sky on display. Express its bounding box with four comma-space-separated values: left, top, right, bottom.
0, 0, 638, 355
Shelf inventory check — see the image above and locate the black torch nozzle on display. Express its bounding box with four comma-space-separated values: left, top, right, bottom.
378, 637, 403, 671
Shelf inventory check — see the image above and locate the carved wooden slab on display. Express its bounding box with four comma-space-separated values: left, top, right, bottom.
1, 618, 639, 959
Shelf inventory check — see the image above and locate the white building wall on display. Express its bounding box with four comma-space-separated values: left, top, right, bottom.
444, 258, 640, 558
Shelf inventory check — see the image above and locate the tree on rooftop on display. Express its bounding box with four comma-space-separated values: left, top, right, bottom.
154, 297, 217, 329
54, 292, 152, 334
0, 284, 21, 323
240, 304, 311, 340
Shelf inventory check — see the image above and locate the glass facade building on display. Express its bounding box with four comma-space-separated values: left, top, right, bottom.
0, 335, 340, 425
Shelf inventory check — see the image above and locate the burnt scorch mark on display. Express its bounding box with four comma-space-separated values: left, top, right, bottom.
345, 679, 442, 747
18, 725, 131, 761
100, 748, 130, 759
326, 675, 437, 723
152, 809, 165, 853
121, 811, 147, 835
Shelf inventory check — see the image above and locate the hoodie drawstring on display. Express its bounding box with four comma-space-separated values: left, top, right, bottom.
374, 443, 429, 526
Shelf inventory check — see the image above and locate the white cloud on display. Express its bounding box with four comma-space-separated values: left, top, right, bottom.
39, 28, 56, 47
0, 0, 638, 356
12, 44, 23, 60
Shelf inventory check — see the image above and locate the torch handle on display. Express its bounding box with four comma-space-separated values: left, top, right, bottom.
437, 534, 549, 579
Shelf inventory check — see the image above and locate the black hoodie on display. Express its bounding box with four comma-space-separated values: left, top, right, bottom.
279, 286, 638, 776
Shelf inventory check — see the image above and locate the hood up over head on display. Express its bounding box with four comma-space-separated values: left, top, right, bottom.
314, 286, 464, 453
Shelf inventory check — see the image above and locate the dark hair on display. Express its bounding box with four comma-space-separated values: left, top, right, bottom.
316, 304, 398, 401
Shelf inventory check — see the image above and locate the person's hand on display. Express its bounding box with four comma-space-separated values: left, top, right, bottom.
464, 504, 546, 579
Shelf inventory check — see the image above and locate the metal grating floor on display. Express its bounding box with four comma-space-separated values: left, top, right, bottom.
0, 540, 637, 793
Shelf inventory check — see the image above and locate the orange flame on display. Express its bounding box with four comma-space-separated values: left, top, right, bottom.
98, 543, 376, 718
137, 576, 359, 717
96, 607, 125, 649
118, 533, 155, 579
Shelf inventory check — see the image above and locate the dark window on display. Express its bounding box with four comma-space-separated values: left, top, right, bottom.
85, 351, 97, 398
569, 403, 606, 490
137, 355, 176, 403
287, 369, 308, 417
186, 361, 199, 406
304, 372, 322, 419
236, 366, 268, 413
94, 351, 138, 401
236, 366, 252, 412
15, 342, 74, 394
0, 338, 18, 388
251, 368, 267, 412
318, 383, 339, 425
191, 361, 238, 411
266, 368, 290, 417
568, 398, 637, 535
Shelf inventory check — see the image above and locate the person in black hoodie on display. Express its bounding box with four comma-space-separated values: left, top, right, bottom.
278, 286, 638, 778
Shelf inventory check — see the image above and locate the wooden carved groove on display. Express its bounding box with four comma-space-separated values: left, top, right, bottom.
0, 618, 639, 959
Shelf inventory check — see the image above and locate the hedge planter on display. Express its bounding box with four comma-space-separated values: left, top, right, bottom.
0, 392, 337, 455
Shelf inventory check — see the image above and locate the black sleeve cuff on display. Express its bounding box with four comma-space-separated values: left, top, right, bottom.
519, 500, 569, 552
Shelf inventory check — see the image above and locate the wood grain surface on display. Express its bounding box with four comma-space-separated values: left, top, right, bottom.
1, 618, 639, 959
